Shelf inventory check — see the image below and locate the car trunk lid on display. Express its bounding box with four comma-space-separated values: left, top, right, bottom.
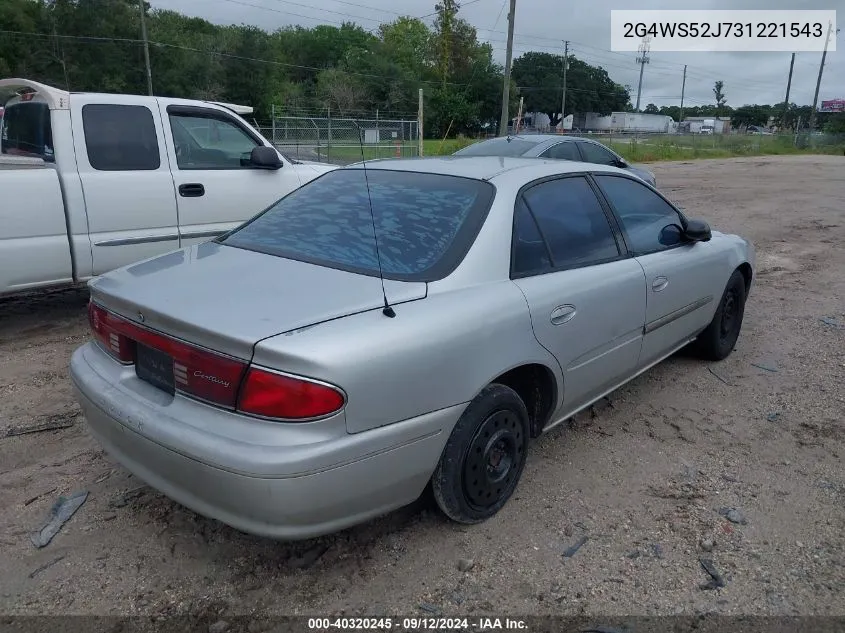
89, 241, 426, 360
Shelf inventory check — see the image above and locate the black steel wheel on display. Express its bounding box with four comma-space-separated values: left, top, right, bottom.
694, 269, 747, 361
432, 384, 530, 523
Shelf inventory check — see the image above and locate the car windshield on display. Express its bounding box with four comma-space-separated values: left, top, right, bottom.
454, 138, 539, 157
221, 169, 496, 281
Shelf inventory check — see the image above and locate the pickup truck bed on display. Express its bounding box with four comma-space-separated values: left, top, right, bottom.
1, 157, 74, 293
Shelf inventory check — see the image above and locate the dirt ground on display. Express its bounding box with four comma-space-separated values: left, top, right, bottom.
1, 154, 843, 619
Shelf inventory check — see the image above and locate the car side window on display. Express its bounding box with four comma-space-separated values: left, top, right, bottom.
516, 177, 620, 273
577, 141, 618, 166
82, 104, 160, 171
169, 113, 260, 170
595, 175, 685, 255
540, 142, 581, 161
512, 198, 552, 276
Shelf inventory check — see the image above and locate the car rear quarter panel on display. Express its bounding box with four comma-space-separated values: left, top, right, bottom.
251, 280, 563, 434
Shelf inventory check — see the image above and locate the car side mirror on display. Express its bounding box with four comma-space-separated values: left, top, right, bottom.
683, 218, 712, 242
614, 158, 627, 168
249, 146, 283, 170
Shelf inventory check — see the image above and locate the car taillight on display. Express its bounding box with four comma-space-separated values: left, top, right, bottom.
87, 301, 247, 407
238, 368, 345, 420
88, 302, 134, 363
88, 302, 345, 420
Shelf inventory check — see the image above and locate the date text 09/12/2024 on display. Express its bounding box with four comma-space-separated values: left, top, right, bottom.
307, 618, 528, 631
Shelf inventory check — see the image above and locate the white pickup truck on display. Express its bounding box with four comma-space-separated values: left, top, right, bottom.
0, 78, 336, 297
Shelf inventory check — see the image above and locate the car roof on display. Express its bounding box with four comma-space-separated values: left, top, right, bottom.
342, 156, 626, 182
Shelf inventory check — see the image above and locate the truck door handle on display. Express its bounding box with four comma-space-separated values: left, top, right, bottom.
178, 183, 205, 197
550, 305, 577, 325
652, 276, 669, 292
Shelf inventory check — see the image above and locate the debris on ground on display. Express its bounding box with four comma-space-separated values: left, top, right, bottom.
288, 544, 329, 569
23, 487, 58, 507
719, 507, 748, 525
208, 620, 230, 633
418, 603, 440, 614
707, 367, 732, 386
30, 490, 89, 548
28, 555, 66, 578
5, 413, 77, 437
766, 412, 781, 422
652, 543, 664, 559
626, 549, 641, 559
751, 362, 779, 372
457, 558, 475, 572
109, 486, 147, 509
699, 539, 715, 553
562, 536, 589, 558
819, 317, 844, 329
590, 397, 614, 418
699, 558, 726, 589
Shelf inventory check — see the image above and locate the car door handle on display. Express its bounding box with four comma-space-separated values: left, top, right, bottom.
178, 183, 205, 197
652, 276, 669, 292
550, 305, 577, 325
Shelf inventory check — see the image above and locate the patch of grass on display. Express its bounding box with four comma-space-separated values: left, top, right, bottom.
307, 133, 845, 164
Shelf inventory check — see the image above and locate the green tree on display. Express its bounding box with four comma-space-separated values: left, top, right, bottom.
644, 103, 659, 114
512, 51, 629, 125
713, 80, 726, 116
731, 104, 773, 128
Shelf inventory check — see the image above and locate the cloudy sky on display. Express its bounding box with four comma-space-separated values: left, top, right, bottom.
150, 0, 843, 110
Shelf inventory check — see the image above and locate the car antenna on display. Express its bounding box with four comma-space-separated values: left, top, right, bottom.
357, 122, 396, 318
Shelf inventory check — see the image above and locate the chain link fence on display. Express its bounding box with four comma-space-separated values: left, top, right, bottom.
593, 130, 845, 162
257, 113, 420, 165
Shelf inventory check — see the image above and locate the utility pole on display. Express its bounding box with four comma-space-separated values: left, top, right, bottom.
808, 22, 835, 131
139, 0, 153, 96
418, 88, 424, 157
635, 36, 650, 112
781, 52, 795, 127
679, 64, 687, 125
559, 40, 569, 131
498, 0, 517, 136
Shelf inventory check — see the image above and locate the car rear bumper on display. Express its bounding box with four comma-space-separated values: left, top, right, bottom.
70, 343, 462, 540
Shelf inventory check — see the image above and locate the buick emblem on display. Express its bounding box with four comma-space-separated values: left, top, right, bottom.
137, 311, 145, 323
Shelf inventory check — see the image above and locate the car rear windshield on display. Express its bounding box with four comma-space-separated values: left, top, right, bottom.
454, 138, 539, 157
0, 102, 53, 159
221, 169, 496, 281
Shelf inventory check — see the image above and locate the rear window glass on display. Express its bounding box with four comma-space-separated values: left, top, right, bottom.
222, 169, 496, 281
454, 138, 539, 157
0, 103, 53, 159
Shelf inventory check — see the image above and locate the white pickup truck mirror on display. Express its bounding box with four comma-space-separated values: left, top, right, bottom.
249, 146, 283, 170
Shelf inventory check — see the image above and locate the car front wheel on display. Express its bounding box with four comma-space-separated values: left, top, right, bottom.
431, 383, 529, 524
694, 269, 747, 361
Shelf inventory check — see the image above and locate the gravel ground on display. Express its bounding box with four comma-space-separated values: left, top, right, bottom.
0, 154, 843, 619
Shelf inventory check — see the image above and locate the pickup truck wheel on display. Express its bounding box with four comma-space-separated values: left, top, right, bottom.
431, 384, 529, 524
694, 270, 747, 361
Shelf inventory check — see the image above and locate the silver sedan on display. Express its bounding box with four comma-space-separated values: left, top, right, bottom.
454, 134, 657, 187
70, 157, 754, 540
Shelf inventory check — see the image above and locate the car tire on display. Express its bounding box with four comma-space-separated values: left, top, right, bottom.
431, 383, 530, 524
694, 270, 747, 361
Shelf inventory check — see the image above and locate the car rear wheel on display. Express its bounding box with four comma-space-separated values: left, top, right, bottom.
431, 384, 529, 524
694, 270, 747, 361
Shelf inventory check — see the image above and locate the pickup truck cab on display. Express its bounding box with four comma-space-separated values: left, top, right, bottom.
0, 78, 335, 297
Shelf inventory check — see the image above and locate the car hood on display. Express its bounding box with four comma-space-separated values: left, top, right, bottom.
628, 164, 656, 186
89, 242, 426, 359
